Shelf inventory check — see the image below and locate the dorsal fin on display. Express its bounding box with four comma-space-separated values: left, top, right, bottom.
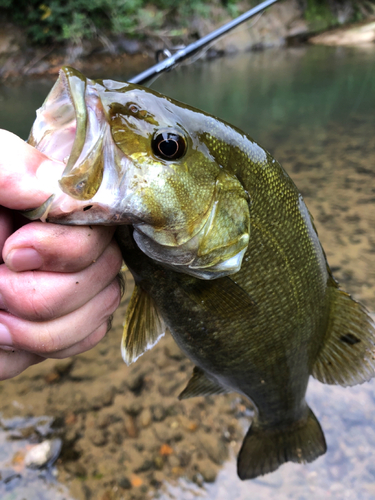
121, 284, 165, 365
178, 366, 229, 400
312, 285, 375, 386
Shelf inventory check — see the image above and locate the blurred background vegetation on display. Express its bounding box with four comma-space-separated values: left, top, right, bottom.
0, 0, 374, 46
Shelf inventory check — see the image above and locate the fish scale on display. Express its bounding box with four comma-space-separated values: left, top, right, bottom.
23, 66, 375, 481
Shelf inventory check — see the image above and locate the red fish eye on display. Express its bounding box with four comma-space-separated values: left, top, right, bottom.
129, 104, 139, 114
152, 132, 186, 160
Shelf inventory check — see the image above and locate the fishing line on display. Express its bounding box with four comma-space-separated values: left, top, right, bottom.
181, 11, 265, 68
128, 0, 281, 85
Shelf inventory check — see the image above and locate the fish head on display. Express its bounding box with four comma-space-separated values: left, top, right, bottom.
26, 67, 250, 279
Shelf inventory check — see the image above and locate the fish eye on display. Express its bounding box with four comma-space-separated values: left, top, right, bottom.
152, 132, 186, 160
128, 104, 140, 114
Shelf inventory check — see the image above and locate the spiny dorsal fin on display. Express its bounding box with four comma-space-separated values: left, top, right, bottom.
178, 366, 229, 400
312, 286, 375, 387
121, 284, 165, 365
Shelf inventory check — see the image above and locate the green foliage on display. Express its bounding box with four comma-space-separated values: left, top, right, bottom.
303, 0, 375, 31
304, 0, 336, 31
0, 0, 218, 44
1, 0, 375, 45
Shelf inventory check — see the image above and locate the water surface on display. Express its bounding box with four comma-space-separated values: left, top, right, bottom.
0, 44, 374, 500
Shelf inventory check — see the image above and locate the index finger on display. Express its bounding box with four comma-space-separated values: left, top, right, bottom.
0, 130, 63, 210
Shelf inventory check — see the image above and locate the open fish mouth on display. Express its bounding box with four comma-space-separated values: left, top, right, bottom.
25, 67, 138, 225
24, 66, 250, 279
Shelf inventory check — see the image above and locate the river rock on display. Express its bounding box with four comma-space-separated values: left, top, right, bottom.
64, 460, 87, 477
24, 439, 62, 469
139, 408, 152, 428
151, 404, 166, 422
0, 23, 25, 54
196, 458, 217, 483
309, 20, 375, 46
87, 428, 108, 447
118, 475, 132, 489
198, 433, 228, 465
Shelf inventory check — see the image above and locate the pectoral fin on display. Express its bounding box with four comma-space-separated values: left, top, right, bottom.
178, 275, 256, 320
178, 366, 229, 400
312, 282, 375, 386
121, 284, 165, 365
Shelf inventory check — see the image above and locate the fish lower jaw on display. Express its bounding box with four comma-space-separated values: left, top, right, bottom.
46, 210, 136, 225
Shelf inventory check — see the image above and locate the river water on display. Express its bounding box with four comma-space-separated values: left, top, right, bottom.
0, 44, 375, 500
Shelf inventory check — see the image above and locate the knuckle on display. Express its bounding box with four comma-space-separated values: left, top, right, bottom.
106, 280, 122, 313
87, 323, 108, 349
26, 289, 59, 321
98, 241, 123, 277
3, 272, 60, 321
34, 327, 61, 354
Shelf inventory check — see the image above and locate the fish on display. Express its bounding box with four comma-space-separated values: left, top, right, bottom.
23, 66, 375, 480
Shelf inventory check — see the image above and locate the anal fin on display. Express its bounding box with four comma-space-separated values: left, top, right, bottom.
237, 407, 326, 480
121, 284, 165, 365
312, 286, 375, 386
178, 366, 229, 400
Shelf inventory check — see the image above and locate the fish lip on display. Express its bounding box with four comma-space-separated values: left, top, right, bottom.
57, 66, 109, 201
28, 67, 140, 224
46, 209, 142, 225
59, 67, 88, 181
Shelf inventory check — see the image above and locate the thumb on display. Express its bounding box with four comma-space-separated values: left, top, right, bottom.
0, 130, 63, 211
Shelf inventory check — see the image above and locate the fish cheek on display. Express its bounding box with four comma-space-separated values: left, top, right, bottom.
193, 171, 251, 271
131, 156, 220, 247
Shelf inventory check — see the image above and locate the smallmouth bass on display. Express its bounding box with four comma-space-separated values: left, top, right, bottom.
24, 67, 375, 480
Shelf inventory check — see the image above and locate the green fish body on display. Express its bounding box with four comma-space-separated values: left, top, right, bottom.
24, 67, 375, 480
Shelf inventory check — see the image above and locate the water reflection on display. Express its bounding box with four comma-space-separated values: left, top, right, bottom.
0, 44, 374, 499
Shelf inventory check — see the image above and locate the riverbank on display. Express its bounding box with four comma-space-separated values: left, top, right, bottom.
1, 0, 374, 82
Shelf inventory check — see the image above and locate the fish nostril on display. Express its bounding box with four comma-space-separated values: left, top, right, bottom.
83, 205, 93, 211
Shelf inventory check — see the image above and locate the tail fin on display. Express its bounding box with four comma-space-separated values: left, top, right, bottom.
237, 408, 326, 480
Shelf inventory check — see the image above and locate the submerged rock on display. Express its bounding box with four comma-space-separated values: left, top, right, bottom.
24, 439, 62, 469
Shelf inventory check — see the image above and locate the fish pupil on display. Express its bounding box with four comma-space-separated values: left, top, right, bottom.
159, 139, 178, 157
152, 132, 186, 160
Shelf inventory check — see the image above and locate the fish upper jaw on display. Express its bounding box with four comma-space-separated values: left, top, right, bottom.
25, 66, 250, 278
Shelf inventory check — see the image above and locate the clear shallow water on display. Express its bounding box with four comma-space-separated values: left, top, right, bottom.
0, 44, 375, 499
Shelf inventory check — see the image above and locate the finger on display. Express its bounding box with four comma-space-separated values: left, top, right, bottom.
0, 130, 63, 210
0, 349, 43, 381
3, 221, 117, 273
0, 278, 121, 354
40, 320, 110, 359
0, 242, 122, 321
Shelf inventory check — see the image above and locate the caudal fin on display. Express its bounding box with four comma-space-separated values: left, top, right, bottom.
237, 408, 326, 480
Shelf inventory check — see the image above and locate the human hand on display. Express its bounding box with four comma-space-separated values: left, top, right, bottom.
0, 130, 123, 380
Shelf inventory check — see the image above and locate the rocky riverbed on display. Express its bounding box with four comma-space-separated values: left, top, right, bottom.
1, 76, 375, 500
0, 281, 253, 500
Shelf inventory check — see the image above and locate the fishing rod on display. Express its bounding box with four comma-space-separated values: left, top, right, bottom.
128, 0, 281, 85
